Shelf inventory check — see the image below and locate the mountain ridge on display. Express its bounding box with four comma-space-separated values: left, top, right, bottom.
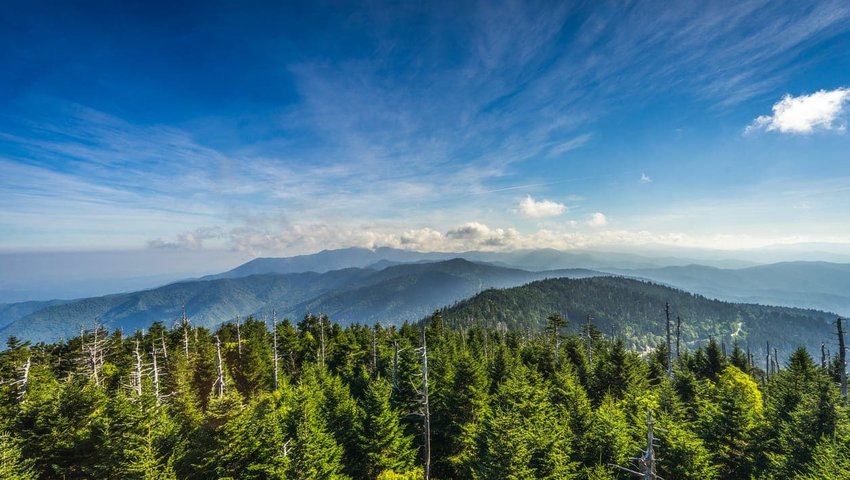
0, 259, 602, 344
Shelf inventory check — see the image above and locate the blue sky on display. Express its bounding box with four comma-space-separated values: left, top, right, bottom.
2, 0, 850, 260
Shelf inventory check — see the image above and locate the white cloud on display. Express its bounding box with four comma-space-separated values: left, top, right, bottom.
586, 212, 608, 227
746, 88, 850, 134
640, 173, 652, 184
517, 195, 567, 218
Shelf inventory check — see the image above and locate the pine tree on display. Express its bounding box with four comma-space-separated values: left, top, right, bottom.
0, 431, 36, 479
438, 350, 489, 478
359, 376, 416, 479
584, 394, 635, 468
288, 383, 350, 480
473, 366, 577, 479
656, 421, 718, 480
698, 366, 762, 478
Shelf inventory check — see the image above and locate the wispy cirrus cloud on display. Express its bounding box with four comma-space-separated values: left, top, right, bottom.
2, 1, 850, 255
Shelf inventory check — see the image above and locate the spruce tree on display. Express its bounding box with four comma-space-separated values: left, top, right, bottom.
358, 376, 416, 479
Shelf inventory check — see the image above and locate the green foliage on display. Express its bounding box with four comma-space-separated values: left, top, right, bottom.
0, 431, 36, 480
0, 310, 846, 479
472, 366, 577, 479
358, 376, 415, 479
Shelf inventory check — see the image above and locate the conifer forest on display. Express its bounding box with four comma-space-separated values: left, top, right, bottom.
1, 310, 848, 479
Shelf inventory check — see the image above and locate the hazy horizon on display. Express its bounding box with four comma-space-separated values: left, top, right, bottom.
5, 242, 850, 304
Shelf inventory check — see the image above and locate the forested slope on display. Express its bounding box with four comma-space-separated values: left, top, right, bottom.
0, 313, 848, 479
440, 276, 837, 355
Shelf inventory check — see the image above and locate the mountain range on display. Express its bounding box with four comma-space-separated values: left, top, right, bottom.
0, 259, 599, 344
613, 261, 850, 316
209, 248, 850, 316
1, 247, 848, 354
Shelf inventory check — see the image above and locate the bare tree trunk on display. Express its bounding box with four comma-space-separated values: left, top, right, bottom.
773, 347, 780, 374
420, 326, 431, 480
151, 346, 161, 405
272, 311, 279, 391
838, 318, 847, 398
319, 316, 326, 368
86, 322, 106, 387
609, 410, 660, 479
134, 338, 143, 396
215, 334, 225, 398
11, 357, 31, 404
665, 303, 672, 378
161, 331, 168, 361
182, 306, 190, 360
586, 316, 593, 367
642, 411, 657, 479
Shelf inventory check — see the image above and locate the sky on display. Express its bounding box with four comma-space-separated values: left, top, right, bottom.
2, 0, 850, 270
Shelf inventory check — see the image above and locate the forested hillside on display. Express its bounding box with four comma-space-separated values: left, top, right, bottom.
441, 277, 836, 356
1, 312, 848, 479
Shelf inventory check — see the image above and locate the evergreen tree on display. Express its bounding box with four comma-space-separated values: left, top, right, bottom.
0, 431, 36, 480
358, 376, 416, 479
287, 383, 350, 480
473, 366, 576, 479
698, 366, 762, 479
584, 395, 635, 468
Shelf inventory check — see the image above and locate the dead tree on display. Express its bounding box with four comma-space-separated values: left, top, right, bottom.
181, 306, 191, 360
133, 338, 143, 397
546, 313, 567, 366
150, 345, 162, 405
214, 334, 225, 398
665, 303, 672, 378
160, 330, 168, 361
610, 410, 662, 479
838, 318, 847, 398
8, 357, 31, 404
319, 315, 326, 368
822, 342, 828, 369
272, 311, 279, 391
82, 322, 107, 387
235, 316, 242, 358
773, 347, 780, 374
415, 326, 431, 480
585, 315, 594, 367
